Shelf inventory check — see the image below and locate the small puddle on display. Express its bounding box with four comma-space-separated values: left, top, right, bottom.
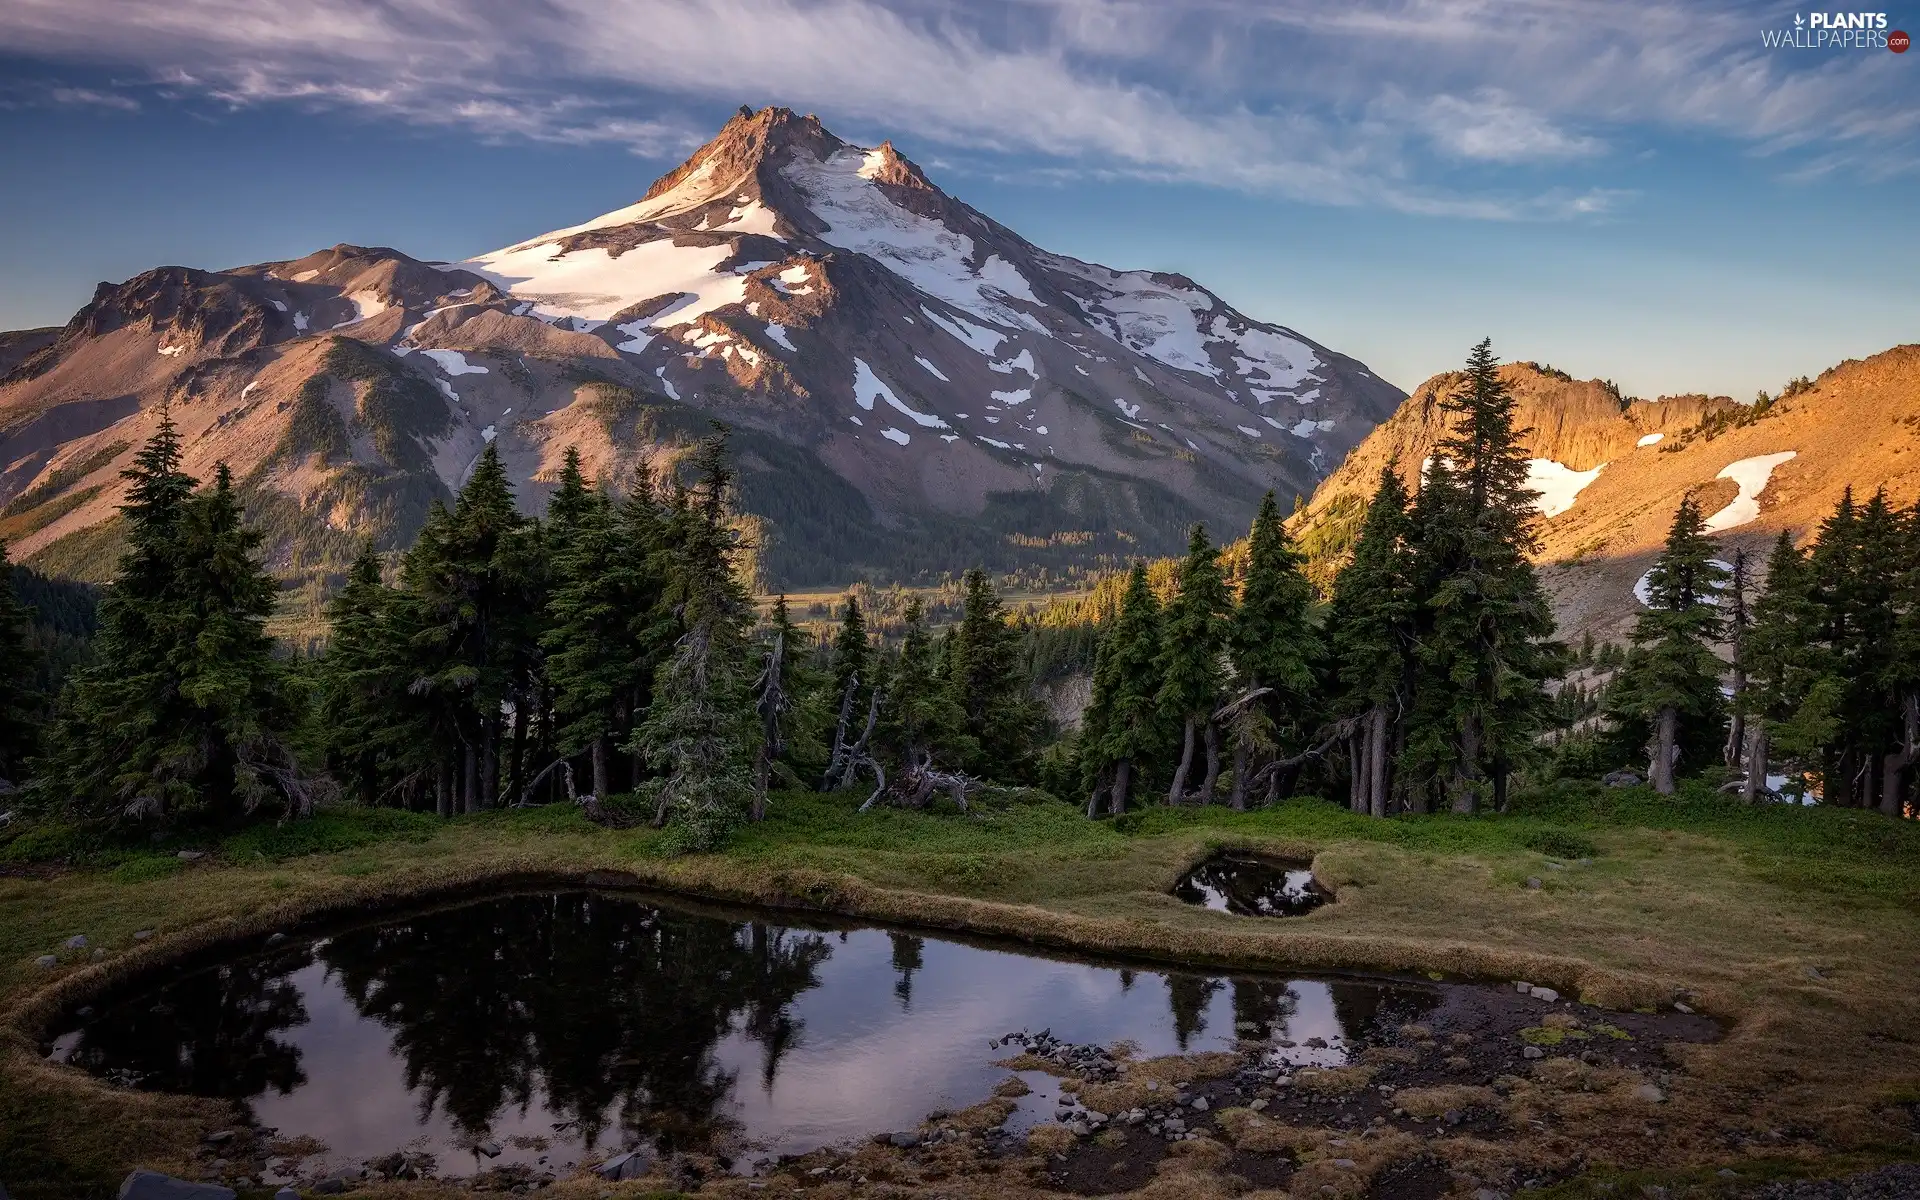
1173, 854, 1328, 917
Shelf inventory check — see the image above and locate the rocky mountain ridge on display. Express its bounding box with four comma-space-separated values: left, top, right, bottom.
0, 106, 1405, 589
1292, 349, 1920, 640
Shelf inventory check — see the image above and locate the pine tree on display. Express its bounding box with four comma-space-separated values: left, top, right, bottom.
543, 485, 628, 799
318, 543, 401, 805
1328, 467, 1413, 817
882, 596, 965, 774
48, 427, 307, 823
0, 540, 37, 783
397, 444, 539, 812
1881, 498, 1920, 816
631, 427, 756, 850
948, 567, 1039, 777
1746, 532, 1814, 801
1405, 341, 1563, 813
1227, 492, 1321, 810
1606, 495, 1727, 794
830, 592, 871, 715
1081, 563, 1165, 816
1157, 526, 1231, 804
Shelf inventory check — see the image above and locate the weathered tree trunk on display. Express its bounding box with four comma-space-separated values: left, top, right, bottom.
591, 736, 609, 800
1724, 551, 1750, 768
1085, 772, 1109, 819
1741, 722, 1768, 805
1348, 737, 1365, 813
1198, 721, 1221, 804
507, 691, 528, 804
1367, 703, 1389, 819
1112, 758, 1132, 816
482, 713, 500, 809
435, 759, 451, 819
1229, 739, 1249, 811
1168, 717, 1197, 805
1651, 706, 1677, 795
1450, 717, 1482, 814
822, 675, 859, 791
1880, 693, 1917, 818
462, 743, 479, 814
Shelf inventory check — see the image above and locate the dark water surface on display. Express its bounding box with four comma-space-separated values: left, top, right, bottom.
45, 890, 1431, 1177
1173, 855, 1329, 917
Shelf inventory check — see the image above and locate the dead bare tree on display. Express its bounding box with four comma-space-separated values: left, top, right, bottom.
860, 751, 983, 814
824, 687, 883, 794
751, 633, 789, 822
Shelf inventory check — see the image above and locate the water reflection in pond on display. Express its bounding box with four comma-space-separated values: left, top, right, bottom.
1174, 855, 1329, 917
46, 891, 1425, 1177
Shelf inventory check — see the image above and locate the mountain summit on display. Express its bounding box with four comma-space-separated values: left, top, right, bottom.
0, 107, 1403, 587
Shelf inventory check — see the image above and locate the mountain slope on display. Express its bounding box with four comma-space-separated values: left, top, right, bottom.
0, 106, 1404, 589
1292, 349, 1920, 640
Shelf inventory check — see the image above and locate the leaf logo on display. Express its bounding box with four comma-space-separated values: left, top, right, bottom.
1794, 11, 1804, 24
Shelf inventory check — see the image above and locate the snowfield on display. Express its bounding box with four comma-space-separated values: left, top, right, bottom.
459, 235, 746, 328
785, 146, 1041, 331
1525, 458, 1606, 518
1703, 451, 1797, 532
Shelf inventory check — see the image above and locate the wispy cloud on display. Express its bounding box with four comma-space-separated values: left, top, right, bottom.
47, 86, 141, 111
0, 0, 1912, 212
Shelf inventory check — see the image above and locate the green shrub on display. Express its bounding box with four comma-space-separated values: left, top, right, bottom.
107, 855, 184, 884
1521, 826, 1600, 860
220, 808, 438, 862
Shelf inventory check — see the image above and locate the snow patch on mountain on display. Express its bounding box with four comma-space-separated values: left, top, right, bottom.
920, 306, 1004, 355
419, 349, 488, 376
1113, 398, 1141, 419
1525, 458, 1606, 518
914, 356, 948, 381
786, 146, 1041, 330
765, 323, 796, 352
1637, 432, 1664, 447
991, 388, 1032, 407
881, 427, 910, 446
329, 290, 390, 329
459, 236, 745, 326
853, 358, 949, 429
1703, 451, 1797, 532
989, 348, 1038, 378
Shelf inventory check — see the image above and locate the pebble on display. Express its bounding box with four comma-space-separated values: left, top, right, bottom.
1674, 1001, 1695, 1014
1333, 1158, 1357, 1169
1633, 1084, 1666, 1103
1249, 1099, 1268, 1112
1522, 1046, 1545, 1060
888, 1131, 917, 1148
134, 930, 154, 941
1526, 877, 1543, 889
1190, 1097, 1209, 1112
1515, 981, 1532, 993
35, 955, 56, 969
63, 935, 88, 950
177, 851, 206, 862
1530, 987, 1560, 1003
266, 933, 287, 947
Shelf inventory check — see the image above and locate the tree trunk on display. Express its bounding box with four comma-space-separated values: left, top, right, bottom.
1880, 693, 1917, 818
1741, 722, 1768, 805
1113, 758, 1132, 816
1085, 772, 1109, 820
508, 690, 528, 804
591, 736, 609, 801
463, 743, 479, 814
1651, 706, 1677, 795
1367, 703, 1389, 819
435, 759, 451, 819
482, 712, 500, 809
1349, 736, 1365, 813
1168, 717, 1197, 805
1229, 738, 1249, 811
1198, 720, 1221, 805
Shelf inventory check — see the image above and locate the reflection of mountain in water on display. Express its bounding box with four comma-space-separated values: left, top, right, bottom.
318, 892, 833, 1151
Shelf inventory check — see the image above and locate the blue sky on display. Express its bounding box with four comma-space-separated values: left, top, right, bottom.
1, 0, 1915, 399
